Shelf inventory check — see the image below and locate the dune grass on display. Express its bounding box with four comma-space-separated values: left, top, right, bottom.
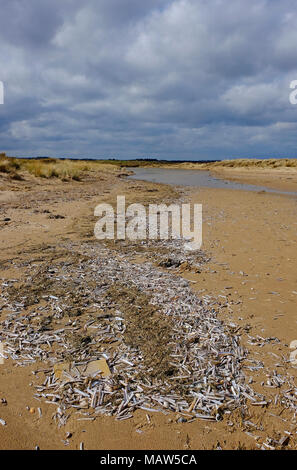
0, 154, 23, 180
0, 154, 95, 181
22, 159, 90, 180
152, 158, 297, 170
201, 158, 297, 169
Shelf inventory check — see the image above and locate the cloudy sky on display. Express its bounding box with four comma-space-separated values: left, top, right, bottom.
1, 0, 297, 160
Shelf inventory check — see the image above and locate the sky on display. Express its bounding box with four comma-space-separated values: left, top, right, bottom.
1, 0, 297, 160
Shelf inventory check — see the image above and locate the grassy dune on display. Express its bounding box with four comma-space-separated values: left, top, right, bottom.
23, 159, 89, 180
0, 154, 118, 181
184, 158, 297, 169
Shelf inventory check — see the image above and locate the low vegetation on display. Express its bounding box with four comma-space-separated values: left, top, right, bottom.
197, 158, 297, 169
23, 159, 88, 180
0, 153, 100, 181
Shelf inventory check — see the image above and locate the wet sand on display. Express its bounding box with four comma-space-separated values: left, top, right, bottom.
0, 166, 296, 449
210, 167, 297, 193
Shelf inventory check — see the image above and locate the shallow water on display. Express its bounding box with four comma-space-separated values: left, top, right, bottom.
128, 168, 297, 196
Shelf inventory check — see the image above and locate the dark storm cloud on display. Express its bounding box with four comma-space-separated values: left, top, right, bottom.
0, 0, 66, 47
1, 0, 297, 159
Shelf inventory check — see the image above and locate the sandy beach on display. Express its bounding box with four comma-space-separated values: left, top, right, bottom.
0, 162, 296, 450
2, 1, 297, 458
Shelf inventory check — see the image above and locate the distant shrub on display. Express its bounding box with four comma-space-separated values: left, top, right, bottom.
0, 161, 10, 173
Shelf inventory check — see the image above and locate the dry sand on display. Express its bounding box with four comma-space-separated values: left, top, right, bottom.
0, 165, 296, 450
